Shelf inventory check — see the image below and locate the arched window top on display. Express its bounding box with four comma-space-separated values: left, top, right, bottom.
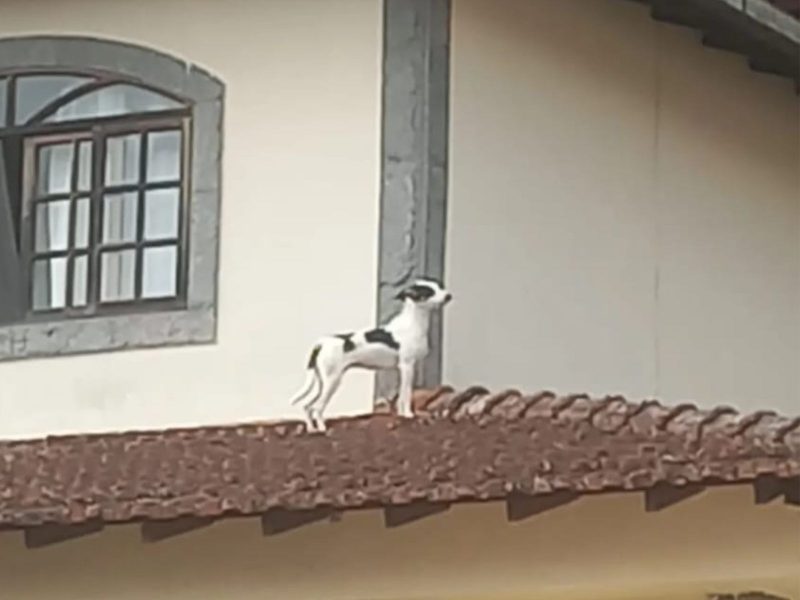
43, 83, 184, 124
14, 74, 93, 124
0, 70, 187, 129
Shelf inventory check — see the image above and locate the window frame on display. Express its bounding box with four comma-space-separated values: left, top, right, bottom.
0, 36, 223, 363
20, 115, 192, 320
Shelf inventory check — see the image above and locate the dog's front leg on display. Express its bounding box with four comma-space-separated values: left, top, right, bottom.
396, 360, 415, 418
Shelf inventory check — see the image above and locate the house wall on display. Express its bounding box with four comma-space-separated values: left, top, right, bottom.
0, 486, 797, 599
0, 0, 382, 438
445, 0, 800, 414
1, 0, 798, 439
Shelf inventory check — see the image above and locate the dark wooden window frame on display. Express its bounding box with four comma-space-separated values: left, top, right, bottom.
2, 68, 193, 320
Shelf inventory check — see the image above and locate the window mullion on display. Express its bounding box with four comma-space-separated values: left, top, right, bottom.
87, 128, 104, 313
134, 131, 148, 300
64, 139, 80, 309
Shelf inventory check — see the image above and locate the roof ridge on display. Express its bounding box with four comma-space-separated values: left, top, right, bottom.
410, 387, 800, 439
2, 387, 799, 445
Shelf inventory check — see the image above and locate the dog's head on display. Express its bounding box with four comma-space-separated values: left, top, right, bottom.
395, 279, 452, 308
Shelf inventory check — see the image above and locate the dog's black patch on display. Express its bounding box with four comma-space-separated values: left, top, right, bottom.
364, 328, 400, 350
307, 344, 321, 369
395, 283, 436, 302
335, 333, 356, 352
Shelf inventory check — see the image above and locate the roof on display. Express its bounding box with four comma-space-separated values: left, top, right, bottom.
635, 0, 800, 89
1, 387, 798, 543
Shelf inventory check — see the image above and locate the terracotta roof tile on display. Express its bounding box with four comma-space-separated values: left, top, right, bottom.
0, 388, 798, 529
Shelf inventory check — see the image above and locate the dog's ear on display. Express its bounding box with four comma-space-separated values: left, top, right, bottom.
395, 286, 419, 301
395, 284, 435, 302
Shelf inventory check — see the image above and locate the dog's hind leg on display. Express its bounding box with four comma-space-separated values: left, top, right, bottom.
297, 370, 325, 431
291, 344, 325, 431
307, 369, 344, 432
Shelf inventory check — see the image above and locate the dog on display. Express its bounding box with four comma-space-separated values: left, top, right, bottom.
290, 279, 452, 432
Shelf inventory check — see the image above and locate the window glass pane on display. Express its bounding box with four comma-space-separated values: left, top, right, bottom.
72, 254, 88, 307
100, 249, 136, 302
144, 188, 180, 240
44, 84, 182, 123
142, 245, 177, 299
32, 257, 68, 311
37, 142, 74, 195
147, 130, 181, 182
102, 192, 138, 244
35, 200, 70, 252
0, 78, 7, 127
15, 75, 92, 124
105, 134, 140, 185
77, 140, 93, 191
74, 197, 90, 249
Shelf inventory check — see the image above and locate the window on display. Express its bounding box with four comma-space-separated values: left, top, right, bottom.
0, 37, 223, 361
1, 73, 190, 316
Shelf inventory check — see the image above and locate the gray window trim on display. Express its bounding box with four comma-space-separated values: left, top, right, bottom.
0, 35, 224, 362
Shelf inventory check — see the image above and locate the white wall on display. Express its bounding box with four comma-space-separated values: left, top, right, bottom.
0, 487, 797, 600
1, 0, 798, 439
0, 0, 382, 438
445, 0, 800, 415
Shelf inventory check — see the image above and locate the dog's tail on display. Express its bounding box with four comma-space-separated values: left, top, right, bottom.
290, 344, 322, 405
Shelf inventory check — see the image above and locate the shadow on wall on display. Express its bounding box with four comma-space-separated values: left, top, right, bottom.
0, 486, 797, 600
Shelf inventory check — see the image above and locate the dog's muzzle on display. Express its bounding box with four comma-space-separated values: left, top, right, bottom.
444, 293, 453, 303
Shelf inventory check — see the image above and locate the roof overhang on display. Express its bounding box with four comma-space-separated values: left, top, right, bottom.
631, 0, 800, 89
0, 387, 798, 548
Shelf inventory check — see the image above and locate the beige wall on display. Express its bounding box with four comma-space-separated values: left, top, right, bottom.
445, 0, 800, 415
1, 0, 798, 439
0, 0, 382, 438
0, 486, 797, 599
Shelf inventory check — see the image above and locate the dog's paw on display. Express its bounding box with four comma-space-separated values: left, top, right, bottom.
303, 423, 327, 435
306, 412, 328, 434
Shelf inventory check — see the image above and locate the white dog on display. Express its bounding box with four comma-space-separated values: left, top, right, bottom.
290, 279, 452, 432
